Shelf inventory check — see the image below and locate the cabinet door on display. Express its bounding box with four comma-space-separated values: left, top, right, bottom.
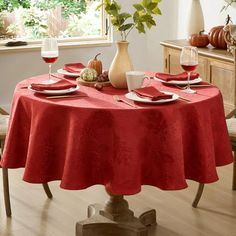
165, 49, 182, 74
196, 56, 208, 82
210, 60, 235, 114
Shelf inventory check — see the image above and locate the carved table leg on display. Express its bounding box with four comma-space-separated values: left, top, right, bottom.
76, 190, 157, 236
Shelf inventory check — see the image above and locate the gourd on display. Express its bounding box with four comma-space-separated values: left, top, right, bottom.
208, 26, 227, 49
189, 30, 209, 47
80, 68, 97, 82
87, 53, 103, 76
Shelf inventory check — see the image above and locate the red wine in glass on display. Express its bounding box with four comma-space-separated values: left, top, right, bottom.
180, 46, 198, 94
181, 64, 197, 72
42, 55, 58, 64
41, 38, 59, 84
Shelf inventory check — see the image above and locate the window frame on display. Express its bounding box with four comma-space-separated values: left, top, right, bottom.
0, 2, 112, 52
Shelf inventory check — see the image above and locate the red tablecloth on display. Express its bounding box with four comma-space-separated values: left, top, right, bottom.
1, 74, 233, 195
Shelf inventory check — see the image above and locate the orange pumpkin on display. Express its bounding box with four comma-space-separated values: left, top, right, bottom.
188, 31, 209, 47
208, 26, 227, 49
87, 53, 103, 76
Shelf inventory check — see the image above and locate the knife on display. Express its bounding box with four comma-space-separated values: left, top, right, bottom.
46, 94, 88, 99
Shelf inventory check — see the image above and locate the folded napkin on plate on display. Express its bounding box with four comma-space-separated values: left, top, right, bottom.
63, 63, 85, 73
155, 72, 199, 82
133, 86, 173, 101
31, 80, 77, 91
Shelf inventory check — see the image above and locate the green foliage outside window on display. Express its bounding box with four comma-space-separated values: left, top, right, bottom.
34, 0, 87, 19
0, 0, 88, 18
22, 10, 48, 39
0, 0, 31, 12
0, 0, 101, 40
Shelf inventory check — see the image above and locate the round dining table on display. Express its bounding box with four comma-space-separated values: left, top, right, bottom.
1, 73, 233, 236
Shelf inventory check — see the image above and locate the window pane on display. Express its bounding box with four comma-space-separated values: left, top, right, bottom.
0, 0, 105, 42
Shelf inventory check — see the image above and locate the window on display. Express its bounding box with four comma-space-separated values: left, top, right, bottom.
0, 0, 109, 45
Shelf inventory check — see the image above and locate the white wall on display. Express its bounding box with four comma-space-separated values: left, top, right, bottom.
178, 0, 236, 39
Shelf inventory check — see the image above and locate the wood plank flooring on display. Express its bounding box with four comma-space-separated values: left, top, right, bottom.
0, 164, 235, 236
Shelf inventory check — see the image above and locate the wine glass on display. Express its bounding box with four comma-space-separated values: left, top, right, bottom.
180, 46, 198, 94
41, 38, 59, 84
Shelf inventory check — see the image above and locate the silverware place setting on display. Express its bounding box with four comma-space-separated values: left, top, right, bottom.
174, 84, 213, 89
178, 96, 192, 102
113, 95, 138, 108
46, 94, 88, 99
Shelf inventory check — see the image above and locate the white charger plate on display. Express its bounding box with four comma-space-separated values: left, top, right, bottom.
125, 91, 179, 104
154, 77, 202, 85
28, 85, 80, 95
57, 68, 80, 77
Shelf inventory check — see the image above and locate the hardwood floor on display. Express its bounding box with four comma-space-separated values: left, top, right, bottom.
0, 164, 236, 236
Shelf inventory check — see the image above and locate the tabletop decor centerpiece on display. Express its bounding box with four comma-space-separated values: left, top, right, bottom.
75, 53, 110, 89
98, 0, 162, 89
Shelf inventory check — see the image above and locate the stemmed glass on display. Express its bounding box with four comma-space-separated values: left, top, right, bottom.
180, 46, 198, 94
41, 38, 59, 84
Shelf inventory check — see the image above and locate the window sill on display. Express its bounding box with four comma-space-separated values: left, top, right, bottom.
0, 39, 113, 53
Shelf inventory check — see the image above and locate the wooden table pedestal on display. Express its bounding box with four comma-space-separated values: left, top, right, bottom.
76, 191, 156, 236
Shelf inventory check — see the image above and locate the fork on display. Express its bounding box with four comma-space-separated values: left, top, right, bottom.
174, 85, 211, 97
174, 84, 212, 89
113, 95, 137, 108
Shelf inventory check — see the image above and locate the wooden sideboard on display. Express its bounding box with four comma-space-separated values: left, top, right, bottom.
160, 39, 236, 115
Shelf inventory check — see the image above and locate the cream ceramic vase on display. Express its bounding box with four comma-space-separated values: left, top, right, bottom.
109, 41, 133, 89
186, 0, 204, 36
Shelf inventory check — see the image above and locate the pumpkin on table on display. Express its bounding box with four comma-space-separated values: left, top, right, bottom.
208, 26, 227, 49
87, 53, 103, 76
189, 30, 209, 47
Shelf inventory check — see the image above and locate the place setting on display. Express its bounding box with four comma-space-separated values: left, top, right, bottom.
28, 79, 87, 99
27, 38, 85, 99
57, 62, 85, 78
154, 71, 213, 97
29, 79, 80, 95
154, 71, 202, 86
125, 87, 180, 104
123, 71, 180, 105
154, 46, 214, 97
